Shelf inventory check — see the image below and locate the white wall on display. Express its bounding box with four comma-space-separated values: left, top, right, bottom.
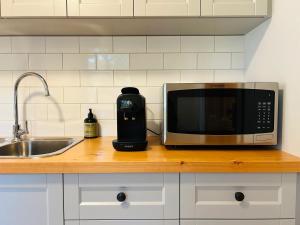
0, 36, 244, 137
245, 0, 300, 155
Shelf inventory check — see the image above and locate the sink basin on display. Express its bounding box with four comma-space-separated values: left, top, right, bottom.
0, 137, 83, 158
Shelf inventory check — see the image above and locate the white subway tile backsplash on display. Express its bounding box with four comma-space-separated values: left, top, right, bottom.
232, 53, 245, 69
81, 104, 115, 120
19, 104, 48, 121
28, 87, 63, 104
130, 54, 163, 70
0, 121, 13, 137
97, 87, 120, 103
215, 36, 244, 52
47, 71, 80, 87
99, 120, 117, 136
114, 71, 147, 87
180, 70, 214, 83
31, 121, 65, 136
0, 37, 11, 53
147, 36, 180, 53
46, 37, 79, 53
147, 70, 180, 86
0, 71, 13, 86
198, 53, 231, 69
97, 54, 129, 70
12, 37, 45, 53
80, 71, 113, 87
64, 87, 97, 104
63, 54, 96, 70
0, 35, 245, 137
147, 104, 162, 120
164, 53, 197, 69
113, 37, 146, 53
65, 120, 83, 136
80, 37, 112, 53
0, 104, 13, 120
214, 70, 245, 82
181, 36, 214, 53
0, 54, 28, 70
139, 87, 163, 104
48, 104, 81, 121
29, 54, 62, 70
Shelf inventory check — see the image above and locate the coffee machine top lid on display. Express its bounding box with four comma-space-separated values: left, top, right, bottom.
121, 87, 140, 95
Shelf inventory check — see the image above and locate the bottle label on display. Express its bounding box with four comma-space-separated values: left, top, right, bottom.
84, 124, 98, 138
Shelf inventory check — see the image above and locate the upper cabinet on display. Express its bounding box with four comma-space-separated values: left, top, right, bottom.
0, 0, 66, 17
201, 0, 271, 16
134, 0, 200, 16
68, 0, 133, 16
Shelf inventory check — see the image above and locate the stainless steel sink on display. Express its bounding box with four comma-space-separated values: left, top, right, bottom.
0, 137, 83, 158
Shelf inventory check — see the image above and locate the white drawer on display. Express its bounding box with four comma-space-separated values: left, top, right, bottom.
64, 174, 179, 220
181, 220, 295, 225
66, 220, 179, 225
181, 173, 297, 219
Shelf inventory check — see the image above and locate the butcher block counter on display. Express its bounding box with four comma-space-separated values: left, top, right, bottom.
0, 136, 300, 174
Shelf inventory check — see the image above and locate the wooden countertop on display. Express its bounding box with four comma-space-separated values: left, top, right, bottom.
0, 137, 300, 174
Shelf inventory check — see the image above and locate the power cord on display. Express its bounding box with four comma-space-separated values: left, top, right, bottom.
147, 128, 161, 136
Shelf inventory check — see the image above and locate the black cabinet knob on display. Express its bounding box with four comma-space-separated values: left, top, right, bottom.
235, 192, 245, 202
117, 192, 126, 202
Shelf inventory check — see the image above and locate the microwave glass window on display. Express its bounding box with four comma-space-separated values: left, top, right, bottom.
177, 96, 237, 133
167, 89, 275, 135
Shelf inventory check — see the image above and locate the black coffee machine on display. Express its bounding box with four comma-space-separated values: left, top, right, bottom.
112, 87, 148, 151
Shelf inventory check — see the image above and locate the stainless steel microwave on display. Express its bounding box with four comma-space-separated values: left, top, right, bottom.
163, 83, 279, 146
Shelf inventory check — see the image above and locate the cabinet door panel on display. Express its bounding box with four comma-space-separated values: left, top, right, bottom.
180, 173, 296, 219
0, 174, 63, 225
201, 0, 270, 16
68, 0, 133, 16
181, 220, 295, 225
1, 0, 66, 17
135, 0, 200, 16
64, 173, 179, 220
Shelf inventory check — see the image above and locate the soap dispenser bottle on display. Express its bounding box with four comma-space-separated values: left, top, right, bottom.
84, 109, 98, 138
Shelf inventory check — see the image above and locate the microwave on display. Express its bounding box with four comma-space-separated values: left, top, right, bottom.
163, 83, 279, 146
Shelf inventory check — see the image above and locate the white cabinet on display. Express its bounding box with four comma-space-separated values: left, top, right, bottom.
180, 173, 297, 219
64, 173, 179, 220
68, 0, 133, 16
181, 220, 295, 225
66, 220, 179, 225
134, 0, 200, 16
201, 0, 271, 16
0, 174, 63, 225
0, 0, 66, 17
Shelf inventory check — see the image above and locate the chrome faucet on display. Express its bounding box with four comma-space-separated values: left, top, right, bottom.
13, 72, 50, 141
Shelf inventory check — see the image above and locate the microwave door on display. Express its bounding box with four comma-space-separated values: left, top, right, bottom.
166, 89, 257, 145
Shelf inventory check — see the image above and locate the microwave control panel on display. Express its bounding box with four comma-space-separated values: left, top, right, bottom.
255, 90, 275, 133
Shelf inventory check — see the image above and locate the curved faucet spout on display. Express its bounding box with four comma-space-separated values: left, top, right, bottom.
14, 72, 50, 140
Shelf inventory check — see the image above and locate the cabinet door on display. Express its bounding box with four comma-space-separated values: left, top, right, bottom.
68, 0, 133, 16
0, 174, 63, 225
134, 0, 200, 16
201, 0, 270, 16
1, 0, 66, 17
64, 173, 179, 220
66, 220, 179, 225
181, 173, 296, 219
181, 220, 295, 225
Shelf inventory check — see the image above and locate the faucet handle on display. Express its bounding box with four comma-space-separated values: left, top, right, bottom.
24, 120, 29, 134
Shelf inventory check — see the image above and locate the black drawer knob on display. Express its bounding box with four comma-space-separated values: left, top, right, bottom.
117, 192, 126, 202
235, 192, 245, 202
